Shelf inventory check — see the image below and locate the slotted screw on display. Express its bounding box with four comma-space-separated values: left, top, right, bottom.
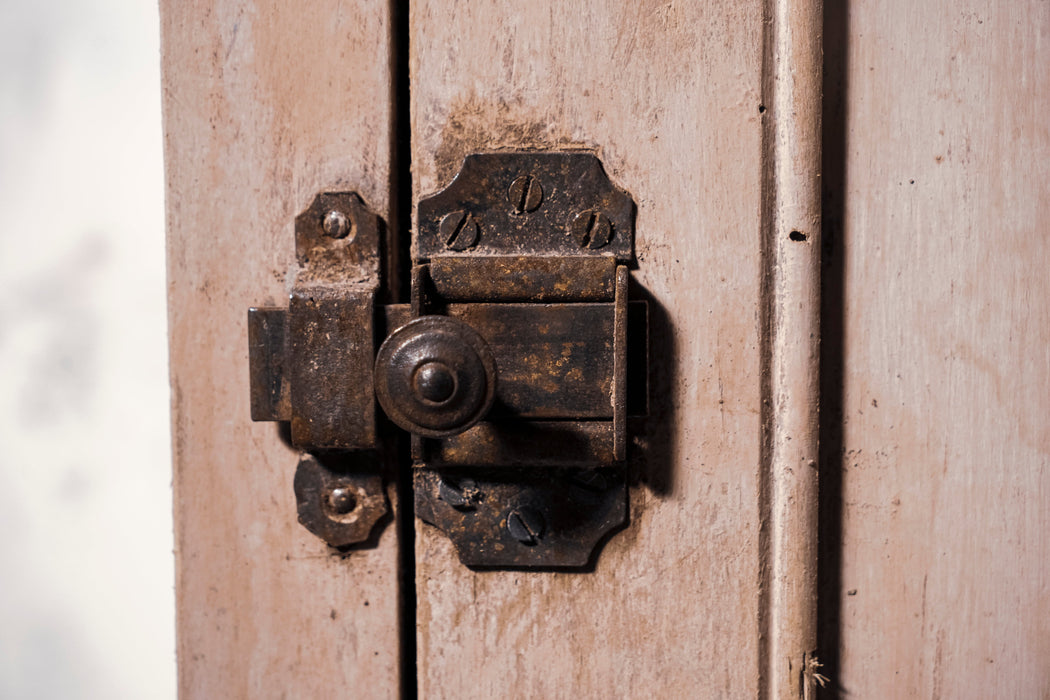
507, 507, 545, 546
508, 175, 543, 214
569, 470, 609, 492
569, 209, 613, 249
438, 478, 480, 511
440, 210, 480, 251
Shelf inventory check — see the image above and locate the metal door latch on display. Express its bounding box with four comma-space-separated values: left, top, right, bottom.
249, 151, 647, 568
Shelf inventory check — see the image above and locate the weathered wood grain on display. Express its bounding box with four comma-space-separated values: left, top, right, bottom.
410, 2, 767, 696
824, 1, 1050, 696
163, 1, 1049, 695
161, 1, 401, 696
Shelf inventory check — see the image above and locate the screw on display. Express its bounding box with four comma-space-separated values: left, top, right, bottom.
326, 486, 357, 515
569, 210, 613, 249
569, 470, 609, 492
440, 210, 480, 251
322, 209, 352, 239
508, 175, 543, 214
438, 478, 479, 510
507, 507, 545, 545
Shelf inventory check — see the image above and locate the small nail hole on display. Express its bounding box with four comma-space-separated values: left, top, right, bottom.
758, 104, 766, 113
789, 230, 807, 242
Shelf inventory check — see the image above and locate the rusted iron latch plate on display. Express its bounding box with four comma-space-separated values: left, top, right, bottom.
406, 152, 646, 568
246, 153, 648, 567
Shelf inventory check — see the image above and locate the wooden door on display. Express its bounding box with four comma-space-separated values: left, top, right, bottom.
407, 2, 775, 697
163, 0, 1050, 697
820, 1, 1050, 696
161, 2, 405, 696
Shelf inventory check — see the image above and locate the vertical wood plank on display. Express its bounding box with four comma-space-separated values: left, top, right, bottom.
825, 1, 1050, 695
161, 1, 401, 696
410, 2, 767, 696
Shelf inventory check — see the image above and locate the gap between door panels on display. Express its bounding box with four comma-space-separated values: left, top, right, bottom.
388, 1, 417, 698
817, 1, 850, 696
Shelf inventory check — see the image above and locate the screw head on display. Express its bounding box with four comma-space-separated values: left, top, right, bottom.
438, 478, 480, 511
569, 470, 609, 492
508, 175, 543, 214
322, 209, 352, 239
325, 486, 357, 516
569, 210, 613, 249
507, 507, 545, 546
440, 210, 480, 251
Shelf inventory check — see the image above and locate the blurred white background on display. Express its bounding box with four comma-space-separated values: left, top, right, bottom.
0, 0, 175, 697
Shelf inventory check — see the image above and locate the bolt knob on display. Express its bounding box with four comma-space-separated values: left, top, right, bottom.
374, 316, 497, 437
413, 361, 457, 403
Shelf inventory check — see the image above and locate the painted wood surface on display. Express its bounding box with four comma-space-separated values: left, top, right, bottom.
161, 2, 402, 696
821, 1, 1050, 696
410, 2, 768, 696
162, 0, 1050, 696
766, 0, 823, 696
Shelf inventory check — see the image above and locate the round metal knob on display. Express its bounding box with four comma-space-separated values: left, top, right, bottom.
374, 316, 497, 437
413, 361, 457, 404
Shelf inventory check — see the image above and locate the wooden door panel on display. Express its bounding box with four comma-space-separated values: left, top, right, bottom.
161, 2, 402, 696
162, 1, 1050, 696
825, 1, 1050, 695
410, 2, 766, 696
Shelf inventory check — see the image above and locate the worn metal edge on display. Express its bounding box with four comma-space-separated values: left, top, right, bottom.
613, 265, 628, 461
428, 255, 617, 302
